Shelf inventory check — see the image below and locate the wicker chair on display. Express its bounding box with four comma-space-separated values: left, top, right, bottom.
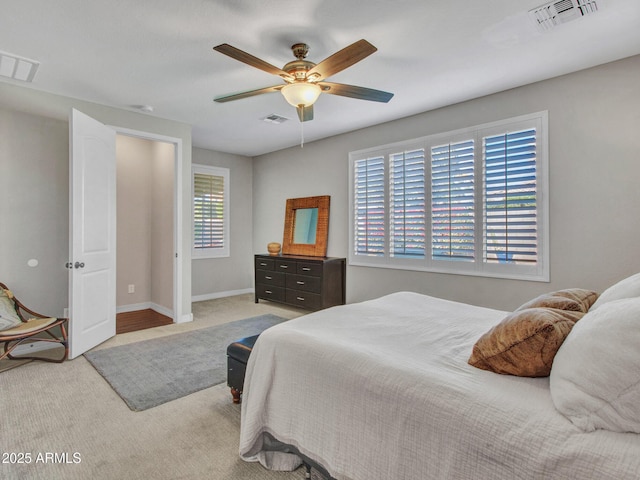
0, 282, 68, 364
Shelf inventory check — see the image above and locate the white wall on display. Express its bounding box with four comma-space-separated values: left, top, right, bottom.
252, 55, 640, 311
191, 147, 254, 299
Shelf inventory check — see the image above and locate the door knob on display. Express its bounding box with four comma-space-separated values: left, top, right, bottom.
74, 262, 85, 269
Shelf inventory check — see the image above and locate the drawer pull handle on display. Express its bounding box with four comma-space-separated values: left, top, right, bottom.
265, 290, 272, 294
260, 263, 267, 266
302, 267, 311, 271
265, 276, 272, 280
280, 265, 288, 269
296, 281, 305, 285
297, 296, 305, 301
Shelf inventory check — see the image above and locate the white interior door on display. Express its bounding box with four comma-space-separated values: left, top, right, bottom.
68, 109, 117, 359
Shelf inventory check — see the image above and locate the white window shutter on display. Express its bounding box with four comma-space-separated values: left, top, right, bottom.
431, 140, 475, 261
390, 149, 426, 258
194, 173, 225, 249
192, 165, 230, 258
354, 157, 386, 256
483, 129, 538, 265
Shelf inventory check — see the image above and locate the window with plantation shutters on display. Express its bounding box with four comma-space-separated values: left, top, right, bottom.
349, 111, 548, 281
192, 165, 229, 258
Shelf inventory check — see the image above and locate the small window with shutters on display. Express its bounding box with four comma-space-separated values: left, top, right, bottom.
349, 111, 548, 281
192, 164, 230, 258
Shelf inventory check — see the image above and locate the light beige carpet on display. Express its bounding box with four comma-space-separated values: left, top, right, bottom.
0, 294, 322, 480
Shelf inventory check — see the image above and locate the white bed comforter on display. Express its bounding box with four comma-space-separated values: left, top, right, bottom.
239, 292, 640, 479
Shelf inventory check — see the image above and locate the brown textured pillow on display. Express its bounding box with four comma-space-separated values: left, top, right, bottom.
516, 289, 599, 313
468, 307, 584, 377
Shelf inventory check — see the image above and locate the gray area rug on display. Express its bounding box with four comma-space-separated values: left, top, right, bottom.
84, 314, 286, 411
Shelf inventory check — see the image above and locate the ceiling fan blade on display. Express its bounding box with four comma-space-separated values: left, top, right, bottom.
296, 105, 314, 122
306, 39, 377, 81
214, 85, 284, 103
319, 82, 394, 103
213, 44, 294, 82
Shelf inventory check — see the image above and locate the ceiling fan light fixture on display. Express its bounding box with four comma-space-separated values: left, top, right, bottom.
281, 82, 321, 107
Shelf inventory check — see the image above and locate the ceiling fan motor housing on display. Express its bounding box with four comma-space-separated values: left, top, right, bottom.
283, 44, 317, 81
283, 59, 317, 81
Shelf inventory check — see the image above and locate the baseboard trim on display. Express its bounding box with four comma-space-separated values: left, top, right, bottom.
117, 302, 152, 314
150, 303, 173, 319
191, 288, 254, 303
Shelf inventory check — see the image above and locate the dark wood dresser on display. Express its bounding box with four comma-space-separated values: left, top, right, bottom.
254, 254, 346, 311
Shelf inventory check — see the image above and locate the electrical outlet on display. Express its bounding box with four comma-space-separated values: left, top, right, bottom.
128, 284, 135, 294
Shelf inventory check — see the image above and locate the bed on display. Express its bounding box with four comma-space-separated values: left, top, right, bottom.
239, 280, 640, 479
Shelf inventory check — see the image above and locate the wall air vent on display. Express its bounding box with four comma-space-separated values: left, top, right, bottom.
529, 0, 600, 31
0, 51, 39, 82
261, 114, 289, 124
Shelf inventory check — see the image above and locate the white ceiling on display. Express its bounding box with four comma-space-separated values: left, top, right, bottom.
1, 0, 639, 156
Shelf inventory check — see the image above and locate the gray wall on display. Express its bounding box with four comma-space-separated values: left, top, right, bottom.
0, 110, 69, 316
116, 136, 174, 312
0, 83, 193, 320
252, 55, 640, 311
150, 141, 176, 311
191, 147, 254, 299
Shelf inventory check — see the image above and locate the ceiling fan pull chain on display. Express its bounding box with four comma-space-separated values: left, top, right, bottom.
300, 116, 304, 148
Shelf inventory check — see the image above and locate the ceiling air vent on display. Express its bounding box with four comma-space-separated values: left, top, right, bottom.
261, 114, 289, 124
529, 0, 600, 31
0, 51, 39, 82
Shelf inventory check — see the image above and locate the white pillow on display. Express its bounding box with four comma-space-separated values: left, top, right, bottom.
550, 297, 640, 433
0, 289, 22, 331
590, 272, 640, 310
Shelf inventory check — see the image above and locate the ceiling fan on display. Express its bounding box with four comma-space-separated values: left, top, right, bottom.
213, 39, 394, 122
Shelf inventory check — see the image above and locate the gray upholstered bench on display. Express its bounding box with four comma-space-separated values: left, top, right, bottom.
226, 334, 259, 404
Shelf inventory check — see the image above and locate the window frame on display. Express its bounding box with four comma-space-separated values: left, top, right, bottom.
348, 111, 549, 282
192, 164, 230, 259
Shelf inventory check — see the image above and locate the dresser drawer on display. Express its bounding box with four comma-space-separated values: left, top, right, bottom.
255, 284, 285, 302
255, 257, 275, 271
286, 274, 321, 293
255, 270, 285, 287
297, 262, 322, 276
285, 290, 321, 310
275, 259, 297, 272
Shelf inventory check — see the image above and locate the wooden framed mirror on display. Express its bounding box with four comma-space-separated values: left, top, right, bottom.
282, 195, 330, 257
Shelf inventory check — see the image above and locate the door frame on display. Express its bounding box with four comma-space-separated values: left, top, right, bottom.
113, 126, 184, 324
